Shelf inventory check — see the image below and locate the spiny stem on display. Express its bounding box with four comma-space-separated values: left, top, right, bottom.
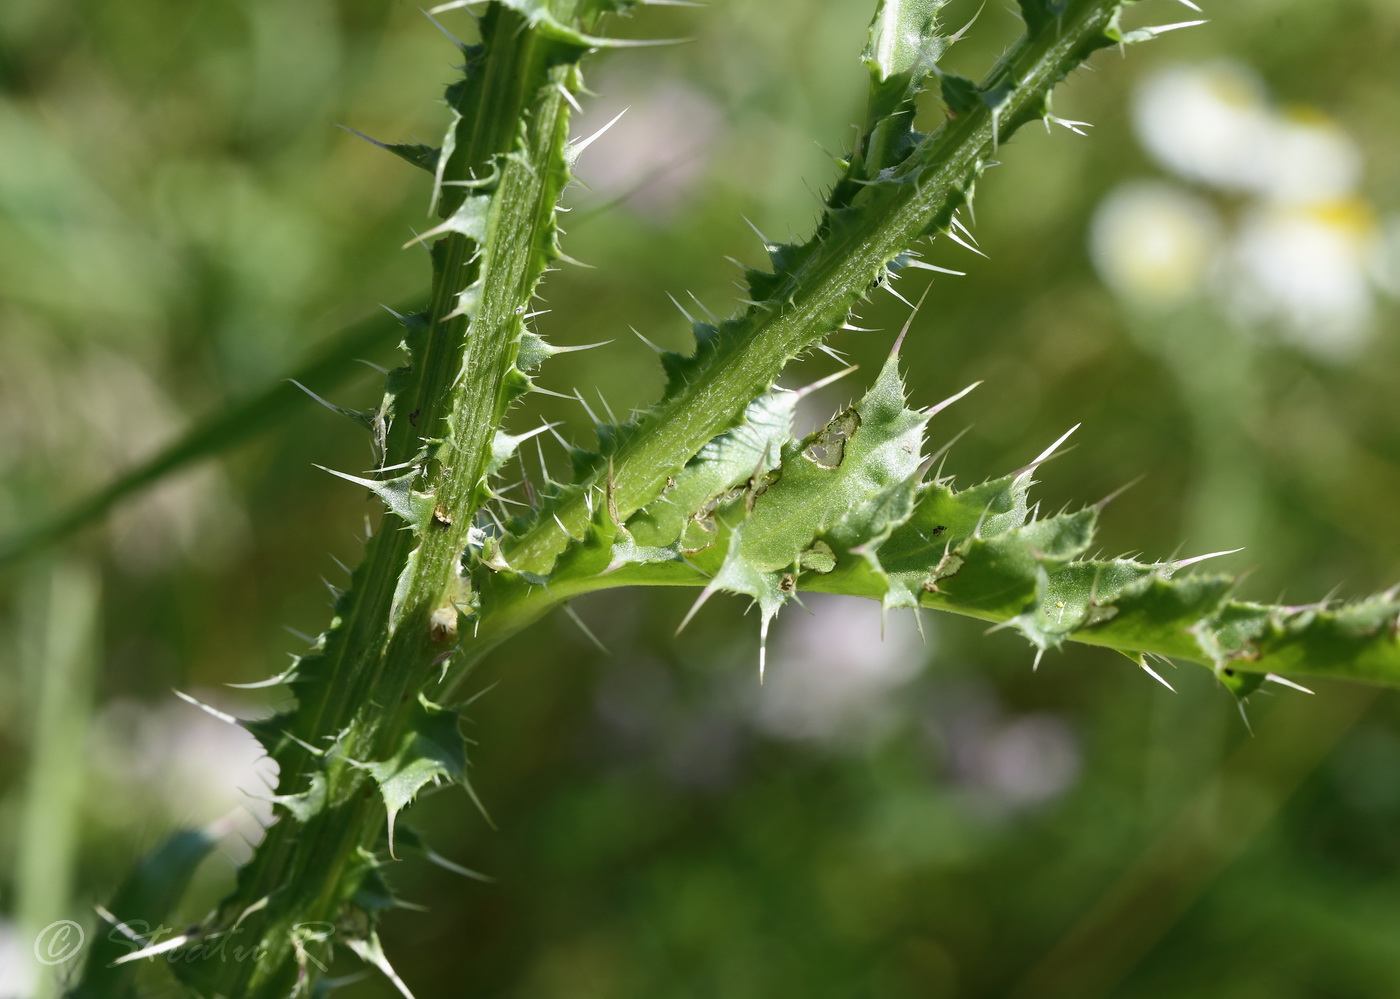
502, 0, 1128, 575
173, 7, 597, 995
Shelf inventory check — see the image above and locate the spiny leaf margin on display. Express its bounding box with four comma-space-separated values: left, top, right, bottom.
500, 0, 1159, 577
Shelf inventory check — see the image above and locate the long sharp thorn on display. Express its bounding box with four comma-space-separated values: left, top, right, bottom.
925, 381, 981, 418
1014, 425, 1080, 480
794, 364, 859, 399
666, 292, 696, 325
510, 421, 562, 448
596, 389, 618, 425
945, 227, 988, 258
677, 585, 718, 635
687, 291, 719, 323
1138, 20, 1208, 38
562, 602, 609, 654
1266, 673, 1315, 695
570, 107, 628, 158
534, 437, 555, 486
541, 428, 572, 460
420, 8, 466, 48
1095, 474, 1145, 512
903, 259, 966, 276
883, 282, 915, 308
919, 425, 972, 480
742, 215, 771, 245
631, 327, 665, 353
1048, 115, 1093, 136
1173, 548, 1245, 571
1237, 700, 1254, 736
759, 616, 772, 684
1139, 657, 1176, 692
948, 1, 984, 44
949, 214, 978, 245
287, 379, 354, 417
173, 689, 240, 726
111, 932, 193, 966
557, 82, 583, 113
892, 284, 933, 357
336, 125, 391, 150
572, 389, 601, 424
531, 385, 574, 400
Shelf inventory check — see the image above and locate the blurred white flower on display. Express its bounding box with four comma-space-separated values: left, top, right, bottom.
1089, 181, 1220, 308
1227, 198, 1381, 361
751, 594, 924, 746
89, 692, 277, 861
0, 921, 34, 999
1133, 61, 1274, 193
1257, 109, 1362, 204
1096, 60, 1395, 361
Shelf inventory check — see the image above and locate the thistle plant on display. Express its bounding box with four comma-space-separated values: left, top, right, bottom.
31, 0, 1398, 996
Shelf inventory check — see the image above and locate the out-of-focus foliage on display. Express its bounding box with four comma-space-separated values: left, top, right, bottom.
1, 1, 1398, 997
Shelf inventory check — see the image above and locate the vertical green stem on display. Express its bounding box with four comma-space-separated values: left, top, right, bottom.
174, 7, 593, 996
17, 560, 101, 999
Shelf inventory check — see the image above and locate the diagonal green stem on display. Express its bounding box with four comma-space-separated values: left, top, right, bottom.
503, 0, 1128, 575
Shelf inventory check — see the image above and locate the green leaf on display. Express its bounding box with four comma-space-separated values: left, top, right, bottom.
699, 356, 928, 641
503, 0, 1137, 576
625, 390, 799, 550
734, 357, 925, 576
316, 467, 436, 533
1017, 0, 1072, 33
494, 408, 1400, 690
864, 0, 950, 82
385, 141, 440, 174
356, 697, 471, 856
67, 828, 217, 999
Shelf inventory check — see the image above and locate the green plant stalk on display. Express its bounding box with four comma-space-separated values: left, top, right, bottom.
465, 573, 1400, 693
72, 1, 1399, 995
180, 2, 1148, 989
17, 560, 100, 999
502, 0, 1130, 575
170, 6, 600, 995
464, 457, 1400, 693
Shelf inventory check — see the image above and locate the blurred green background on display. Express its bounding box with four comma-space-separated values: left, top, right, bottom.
2, 0, 1399, 996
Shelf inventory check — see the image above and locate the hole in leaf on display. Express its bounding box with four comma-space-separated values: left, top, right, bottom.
803, 409, 861, 469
